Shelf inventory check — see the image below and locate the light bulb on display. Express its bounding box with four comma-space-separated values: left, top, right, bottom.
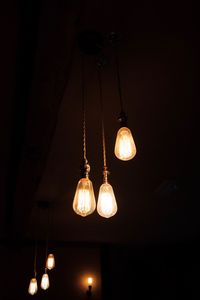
97, 182, 117, 218
73, 177, 96, 217
88, 277, 93, 285
28, 278, 38, 295
114, 127, 136, 161
46, 254, 55, 270
41, 273, 50, 290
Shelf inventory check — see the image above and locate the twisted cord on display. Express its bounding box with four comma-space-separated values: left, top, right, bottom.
81, 54, 87, 162
33, 239, 37, 277
115, 47, 124, 113
98, 70, 108, 182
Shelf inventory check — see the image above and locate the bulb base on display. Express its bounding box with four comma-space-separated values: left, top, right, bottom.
80, 159, 90, 178
86, 285, 92, 297
103, 167, 110, 183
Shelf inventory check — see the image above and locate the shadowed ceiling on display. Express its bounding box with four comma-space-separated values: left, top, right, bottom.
0, 0, 199, 245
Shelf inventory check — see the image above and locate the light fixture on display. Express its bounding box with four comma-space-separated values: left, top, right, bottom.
41, 216, 50, 291
44, 202, 56, 271
28, 278, 38, 296
86, 277, 93, 297
112, 33, 137, 161
41, 272, 50, 290
97, 70, 118, 218
73, 55, 96, 217
114, 116, 136, 161
28, 241, 38, 295
97, 182, 117, 218
46, 253, 55, 270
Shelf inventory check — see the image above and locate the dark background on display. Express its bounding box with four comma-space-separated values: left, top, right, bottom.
0, 0, 199, 299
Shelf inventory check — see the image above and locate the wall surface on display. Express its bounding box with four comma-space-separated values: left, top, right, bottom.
105, 242, 200, 300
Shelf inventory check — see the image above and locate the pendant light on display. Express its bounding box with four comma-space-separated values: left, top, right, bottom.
97, 70, 118, 218
46, 253, 55, 270
28, 241, 38, 295
114, 44, 137, 161
40, 248, 50, 290
28, 278, 38, 295
73, 55, 96, 217
41, 272, 50, 290
41, 215, 50, 291
45, 205, 55, 270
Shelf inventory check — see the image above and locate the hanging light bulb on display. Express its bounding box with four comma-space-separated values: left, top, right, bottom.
41, 272, 50, 290
97, 70, 118, 218
87, 277, 93, 286
73, 175, 96, 217
97, 182, 117, 218
28, 240, 38, 295
114, 126, 136, 161
112, 35, 137, 161
46, 253, 55, 270
72, 55, 96, 217
28, 278, 38, 295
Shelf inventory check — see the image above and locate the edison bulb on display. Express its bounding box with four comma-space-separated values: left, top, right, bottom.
28, 278, 38, 295
46, 254, 55, 270
97, 182, 117, 218
73, 177, 96, 217
41, 273, 50, 290
88, 277, 93, 285
114, 127, 136, 161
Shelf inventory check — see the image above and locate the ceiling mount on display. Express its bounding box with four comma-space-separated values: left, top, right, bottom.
78, 30, 104, 55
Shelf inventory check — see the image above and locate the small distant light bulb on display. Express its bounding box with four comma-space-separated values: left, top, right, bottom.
97, 182, 118, 218
88, 277, 93, 286
46, 254, 55, 270
28, 278, 38, 295
73, 178, 96, 217
41, 273, 50, 290
114, 127, 136, 161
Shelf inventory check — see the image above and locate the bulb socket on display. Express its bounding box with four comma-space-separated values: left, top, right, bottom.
80, 159, 91, 178
103, 167, 110, 183
86, 285, 92, 297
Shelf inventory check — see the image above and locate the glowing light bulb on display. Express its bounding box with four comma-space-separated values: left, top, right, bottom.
46, 254, 55, 270
41, 273, 50, 290
73, 177, 96, 217
28, 278, 38, 295
97, 182, 117, 218
114, 127, 136, 161
88, 277, 93, 285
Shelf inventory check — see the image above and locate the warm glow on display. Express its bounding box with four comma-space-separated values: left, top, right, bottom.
73, 178, 96, 217
28, 278, 38, 295
87, 277, 93, 285
46, 254, 55, 270
41, 273, 50, 290
97, 183, 117, 218
114, 127, 136, 161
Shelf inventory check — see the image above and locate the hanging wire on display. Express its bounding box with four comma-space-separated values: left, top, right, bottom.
115, 47, 124, 113
31, 205, 38, 278
49, 203, 54, 253
44, 205, 51, 272
81, 54, 87, 162
33, 239, 37, 278
98, 69, 108, 183
45, 236, 48, 272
